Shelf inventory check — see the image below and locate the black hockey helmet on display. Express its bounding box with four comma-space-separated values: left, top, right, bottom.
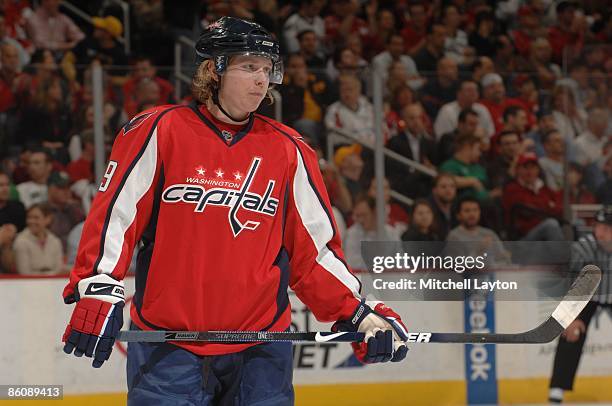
195, 17, 283, 84
595, 205, 612, 225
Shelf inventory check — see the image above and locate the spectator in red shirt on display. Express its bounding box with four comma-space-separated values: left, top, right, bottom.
511, 5, 542, 58
66, 129, 94, 183
547, 1, 585, 64
122, 56, 174, 118
400, 2, 428, 55
479, 73, 532, 133
502, 153, 564, 240
324, 0, 369, 49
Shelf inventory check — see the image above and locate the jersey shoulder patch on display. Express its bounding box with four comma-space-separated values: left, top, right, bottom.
122, 110, 157, 135
121, 105, 180, 136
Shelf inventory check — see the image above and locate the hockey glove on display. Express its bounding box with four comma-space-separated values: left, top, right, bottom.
332, 299, 408, 363
62, 274, 124, 368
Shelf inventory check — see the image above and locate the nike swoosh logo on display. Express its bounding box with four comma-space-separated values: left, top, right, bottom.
314, 332, 346, 342
90, 285, 110, 293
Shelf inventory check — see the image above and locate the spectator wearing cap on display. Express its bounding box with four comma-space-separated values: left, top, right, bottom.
386, 103, 437, 199
502, 153, 564, 240
283, 0, 325, 54
334, 144, 364, 201
539, 130, 566, 191
325, 74, 378, 145
574, 108, 610, 167
74, 15, 128, 77
122, 57, 175, 120
413, 23, 447, 74
16, 147, 53, 209
46, 171, 85, 251
25, 0, 85, 54
547, 1, 585, 64
479, 73, 530, 133
372, 34, 421, 93
13, 202, 64, 275
420, 57, 459, 119
297, 29, 326, 70
434, 79, 495, 139
548, 205, 612, 404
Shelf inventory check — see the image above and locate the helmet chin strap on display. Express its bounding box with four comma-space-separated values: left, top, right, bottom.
212, 78, 249, 123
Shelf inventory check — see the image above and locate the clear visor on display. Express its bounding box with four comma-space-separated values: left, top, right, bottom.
220, 52, 284, 85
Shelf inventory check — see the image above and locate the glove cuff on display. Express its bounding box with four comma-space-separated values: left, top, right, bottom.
332, 299, 372, 332
76, 274, 125, 304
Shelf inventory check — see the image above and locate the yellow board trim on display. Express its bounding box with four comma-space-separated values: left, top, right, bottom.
4, 376, 611, 406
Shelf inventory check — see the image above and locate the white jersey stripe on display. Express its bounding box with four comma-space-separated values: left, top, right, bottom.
292, 148, 360, 296
98, 128, 159, 274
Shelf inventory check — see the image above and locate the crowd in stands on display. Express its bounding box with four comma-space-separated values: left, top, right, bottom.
0, 0, 610, 273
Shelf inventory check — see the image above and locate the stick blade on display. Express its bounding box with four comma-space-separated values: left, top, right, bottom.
551, 264, 602, 329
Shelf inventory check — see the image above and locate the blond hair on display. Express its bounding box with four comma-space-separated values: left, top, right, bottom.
191, 59, 275, 105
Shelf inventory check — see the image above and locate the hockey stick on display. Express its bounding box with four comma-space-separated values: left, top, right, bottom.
117, 265, 601, 344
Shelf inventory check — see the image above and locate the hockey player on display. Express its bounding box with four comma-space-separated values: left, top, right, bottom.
549, 205, 612, 403
61, 17, 409, 405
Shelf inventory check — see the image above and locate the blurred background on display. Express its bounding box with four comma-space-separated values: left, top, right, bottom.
0, 0, 610, 404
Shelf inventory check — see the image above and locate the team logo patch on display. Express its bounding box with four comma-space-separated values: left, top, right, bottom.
122, 111, 156, 135
162, 157, 278, 237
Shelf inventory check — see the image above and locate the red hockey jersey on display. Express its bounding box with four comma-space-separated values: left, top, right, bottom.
63, 103, 362, 355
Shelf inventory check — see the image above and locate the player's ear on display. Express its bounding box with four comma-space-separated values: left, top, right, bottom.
206, 60, 219, 83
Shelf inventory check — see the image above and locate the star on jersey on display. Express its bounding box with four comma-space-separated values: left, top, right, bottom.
196, 167, 206, 176
233, 172, 243, 181
215, 169, 224, 178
